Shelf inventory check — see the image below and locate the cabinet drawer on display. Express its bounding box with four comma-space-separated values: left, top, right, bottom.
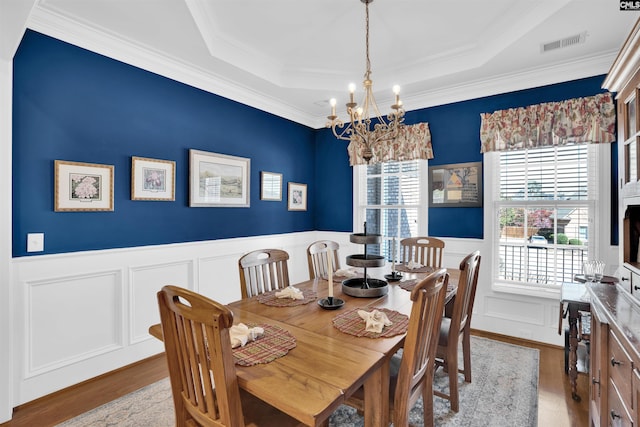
610, 330, 634, 409
609, 379, 633, 427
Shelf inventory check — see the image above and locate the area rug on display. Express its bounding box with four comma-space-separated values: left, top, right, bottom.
58, 336, 538, 426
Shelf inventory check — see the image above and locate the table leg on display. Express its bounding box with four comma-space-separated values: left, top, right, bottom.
364, 360, 389, 427
567, 303, 581, 401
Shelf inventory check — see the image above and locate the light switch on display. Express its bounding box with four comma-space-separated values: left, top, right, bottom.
27, 233, 44, 252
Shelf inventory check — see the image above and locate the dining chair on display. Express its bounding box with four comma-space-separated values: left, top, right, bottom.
156, 285, 304, 427
399, 237, 445, 268
306, 240, 340, 279
344, 268, 449, 427
434, 250, 481, 412
238, 249, 290, 299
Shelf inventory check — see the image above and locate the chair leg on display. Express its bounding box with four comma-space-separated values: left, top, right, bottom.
447, 346, 460, 413
394, 411, 410, 427
422, 374, 435, 427
462, 328, 472, 383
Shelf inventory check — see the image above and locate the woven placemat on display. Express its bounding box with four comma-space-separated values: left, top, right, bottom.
322, 271, 367, 283
394, 264, 435, 274
399, 279, 456, 295
398, 279, 419, 291
256, 288, 317, 306
233, 324, 296, 366
332, 308, 409, 338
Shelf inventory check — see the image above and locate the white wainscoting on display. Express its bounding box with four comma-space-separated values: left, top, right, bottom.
11, 231, 325, 405
10, 231, 569, 407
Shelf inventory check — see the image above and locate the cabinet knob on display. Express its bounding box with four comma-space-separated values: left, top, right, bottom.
635, 285, 640, 291
611, 410, 621, 420
611, 357, 623, 367
622, 277, 630, 281
591, 377, 600, 385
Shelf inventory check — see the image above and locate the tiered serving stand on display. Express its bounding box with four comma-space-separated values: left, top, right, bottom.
342, 224, 389, 298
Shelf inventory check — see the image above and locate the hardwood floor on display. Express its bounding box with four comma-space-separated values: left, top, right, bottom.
1, 331, 589, 427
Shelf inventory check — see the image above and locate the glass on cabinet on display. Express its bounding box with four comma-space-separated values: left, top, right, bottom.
626, 138, 638, 184
628, 95, 637, 140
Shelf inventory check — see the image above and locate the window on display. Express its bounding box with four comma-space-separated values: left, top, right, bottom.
354, 160, 428, 260
493, 143, 599, 289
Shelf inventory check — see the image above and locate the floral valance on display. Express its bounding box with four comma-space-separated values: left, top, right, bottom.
347, 122, 434, 166
479, 92, 616, 153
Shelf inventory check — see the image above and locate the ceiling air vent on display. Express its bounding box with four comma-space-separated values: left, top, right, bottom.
541, 32, 587, 53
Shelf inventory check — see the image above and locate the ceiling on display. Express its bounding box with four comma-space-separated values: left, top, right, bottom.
7, 0, 640, 128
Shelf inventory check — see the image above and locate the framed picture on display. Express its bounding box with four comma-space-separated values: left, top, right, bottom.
260, 171, 282, 201
189, 149, 250, 207
288, 182, 307, 211
54, 160, 114, 212
131, 156, 175, 201
428, 161, 483, 207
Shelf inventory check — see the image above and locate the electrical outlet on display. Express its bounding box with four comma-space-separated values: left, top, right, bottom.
27, 233, 44, 252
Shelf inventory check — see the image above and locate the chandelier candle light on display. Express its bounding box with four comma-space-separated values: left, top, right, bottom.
326, 0, 405, 163
327, 251, 334, 301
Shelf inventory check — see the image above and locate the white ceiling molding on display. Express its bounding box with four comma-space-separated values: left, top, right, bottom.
18, 1, 639, 129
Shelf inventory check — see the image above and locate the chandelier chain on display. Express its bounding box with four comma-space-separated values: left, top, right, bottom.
365, 0, 371, 80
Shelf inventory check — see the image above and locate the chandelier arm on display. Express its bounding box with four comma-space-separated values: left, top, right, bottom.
324, 0, 406, 164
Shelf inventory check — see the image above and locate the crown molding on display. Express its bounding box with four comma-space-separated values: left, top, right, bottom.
26, 6, 616, 131
27, 7, 318, 128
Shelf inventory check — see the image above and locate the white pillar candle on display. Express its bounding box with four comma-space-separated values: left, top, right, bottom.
391, 237, 396, 271
327, 250, 334, 298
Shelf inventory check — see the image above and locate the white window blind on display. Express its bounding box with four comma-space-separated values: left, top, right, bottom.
355, 160, 426, 260
494, 143, 597, 287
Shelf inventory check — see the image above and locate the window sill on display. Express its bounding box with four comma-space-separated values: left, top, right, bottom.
491, 281, 561, 300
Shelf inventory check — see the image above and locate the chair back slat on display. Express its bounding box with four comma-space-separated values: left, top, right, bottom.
400, 237, 445, 269
238, 249, 290, 299
451, 251, 481, 332
158, 285, 246, 427
306, 240, 340, 279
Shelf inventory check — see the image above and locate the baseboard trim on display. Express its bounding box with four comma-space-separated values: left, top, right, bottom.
471, 328, 563, 351
9, 353, 166, 415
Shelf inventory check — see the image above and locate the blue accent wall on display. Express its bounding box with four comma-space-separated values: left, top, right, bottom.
12, 31, 618, 256
13, 30, 315, 256
407, 75, 615, 239
313, 130, 352, 232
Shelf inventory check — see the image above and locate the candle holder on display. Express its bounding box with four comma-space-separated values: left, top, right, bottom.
384, 271, 403, 282
385, 236, 403, 282
318, 296, 345, 310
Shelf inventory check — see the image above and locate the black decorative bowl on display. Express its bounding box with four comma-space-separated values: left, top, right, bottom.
342, 278, 388, 298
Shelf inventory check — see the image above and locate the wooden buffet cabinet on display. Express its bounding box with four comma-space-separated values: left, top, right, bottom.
596, 18, 640, 427
604, 17, 640, 294
588, 284, 640, 427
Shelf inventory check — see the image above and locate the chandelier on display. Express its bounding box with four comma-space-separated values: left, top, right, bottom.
326, 0, 405, 163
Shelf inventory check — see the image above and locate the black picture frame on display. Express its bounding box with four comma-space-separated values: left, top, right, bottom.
428, 161, 482, 207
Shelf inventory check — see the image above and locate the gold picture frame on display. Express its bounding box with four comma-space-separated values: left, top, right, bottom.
131, 156, 176, 201
54, 160, 114, 212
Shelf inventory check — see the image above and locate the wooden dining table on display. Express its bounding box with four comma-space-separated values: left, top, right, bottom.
149, 266, 459, 427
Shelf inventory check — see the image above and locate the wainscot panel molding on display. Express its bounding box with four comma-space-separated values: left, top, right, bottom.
11, 231, 326, 405
129, 260, 194, 345
25, 270, 124, 378
484, 296, 546, 326
9, 231, 573, 408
